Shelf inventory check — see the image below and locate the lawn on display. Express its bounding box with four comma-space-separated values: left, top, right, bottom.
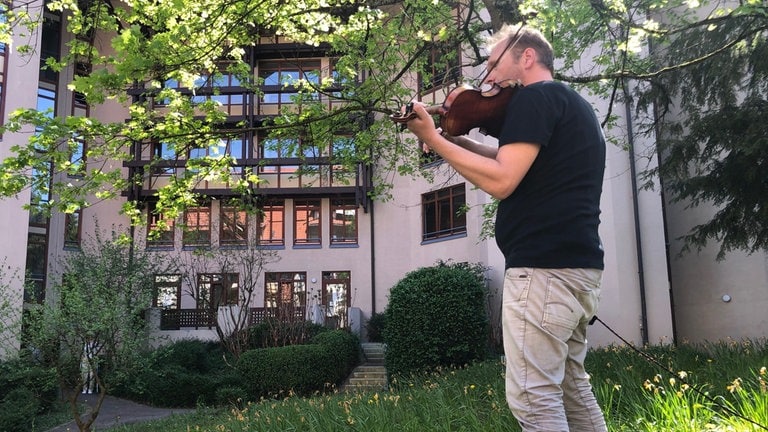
108, 340, 768, 432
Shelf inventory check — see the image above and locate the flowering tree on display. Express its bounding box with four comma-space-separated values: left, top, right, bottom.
23, 231, 170, 432
1, 0, 766, 256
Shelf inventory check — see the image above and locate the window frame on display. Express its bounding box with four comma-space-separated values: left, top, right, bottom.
264, 272, 307, 310
64, 209, 82, 249
422, 183, 467, 241
220, 200, 248, 246
147, 202, 175, 248
258, 200, 285, 246
293, 199, 322, 246
197, 273, 240, 309
259, 59, 322, 104
183, 201, 212, 247
153, 274, 182, 309
329, 199, 357, 245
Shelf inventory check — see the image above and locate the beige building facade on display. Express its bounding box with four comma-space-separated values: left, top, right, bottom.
1, 1, 765, 359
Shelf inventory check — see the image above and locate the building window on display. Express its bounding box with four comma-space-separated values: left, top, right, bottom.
153, 274, 181, 309
147, 202, 175, 248
330, 136, 354, 186
419, 43, 461, 93
151, 141, 177, 175
259, 59, 321, 104
183, 201, 211, 247
24, 233, 48, 304
330, 199, 357, 245
64, 209, 82, 248
188, 138, 245, 174
0, 18, 6, 131
197, 273, 239, 309
422, 183, 467, 241
68, 92, 88, 176
258, 200, 284, 246
322, 271, 350, 328
160, 65, 245, 115
294, 199, 321, 245
220, 200, 248, 246
265, 272, 306, 310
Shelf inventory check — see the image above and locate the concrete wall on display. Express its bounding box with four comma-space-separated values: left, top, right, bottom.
0, 0, 44, 359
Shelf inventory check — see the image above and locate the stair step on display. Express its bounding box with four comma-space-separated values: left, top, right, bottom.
360, 343, 386, 365
342, 352, 389, 392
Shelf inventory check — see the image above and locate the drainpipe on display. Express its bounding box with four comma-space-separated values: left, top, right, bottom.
622, 79, 649, 345
370, 199, 376, 314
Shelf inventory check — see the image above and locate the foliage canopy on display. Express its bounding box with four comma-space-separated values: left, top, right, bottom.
0, 0, 766, 256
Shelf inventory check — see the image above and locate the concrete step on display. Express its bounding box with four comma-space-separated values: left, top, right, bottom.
360, 342, 386, 364
343, 362, 388, 392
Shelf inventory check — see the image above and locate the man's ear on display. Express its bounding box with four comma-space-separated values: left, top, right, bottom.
523, 47, 536, 67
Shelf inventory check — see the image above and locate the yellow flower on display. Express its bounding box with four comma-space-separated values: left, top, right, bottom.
726, 377, 743, 393
643, 379, 655, 391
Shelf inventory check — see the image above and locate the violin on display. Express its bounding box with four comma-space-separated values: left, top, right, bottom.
390, 83, 520, 139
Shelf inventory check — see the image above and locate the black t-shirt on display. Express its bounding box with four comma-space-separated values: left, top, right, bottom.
495, 81, 605, 270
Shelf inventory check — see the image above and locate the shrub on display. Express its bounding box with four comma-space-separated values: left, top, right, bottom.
110, 339, 231, 407
243, 320, 327, 349
236, 330, 359, 400
215, 386, 248, 409
0, 358, 57, 412
365, 312, 386, 343
0, 388, 40, 432
311, 330, 361, 382
383, 261, 489, 378
150, 339, 225, 373
237, 344, 335, 399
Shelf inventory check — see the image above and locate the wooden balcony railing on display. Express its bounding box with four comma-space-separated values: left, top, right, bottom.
160, 308, 217, 330
249, 307, 306, 325
158, 307, 307, 331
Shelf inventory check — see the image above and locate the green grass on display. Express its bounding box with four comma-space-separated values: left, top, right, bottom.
107, 340, 768, 432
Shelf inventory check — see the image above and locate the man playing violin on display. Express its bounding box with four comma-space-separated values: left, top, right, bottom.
404, 24, 607, 432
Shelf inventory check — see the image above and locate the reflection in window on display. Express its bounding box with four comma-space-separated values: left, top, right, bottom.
419, 44, 461, 93
29, 166, 51, 226
220, 200, 248, 246
294, 199, 321, 245
147, 202, 175, 248
0, 15, 6, 130
197, 273, 239, 309
159, 66, 245, 115
64, 209, 81, 248
153, 274, 181, 309
422, 183, 467, 241
322, 271, 350, 328
24, 233, 47, 303
330, 199, 357, 245
259, 60, 321, 104
152, 142, 177, 175
265, 272, 306, 310
258, 200, 284, 246
183, 202, 211, 247
68, 92, 88, 176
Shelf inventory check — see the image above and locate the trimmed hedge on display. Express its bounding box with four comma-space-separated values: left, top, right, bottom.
383, 261, 489, 378
241, 320, 326, 349
237, 329, 359, 400
365, 312, 386, 343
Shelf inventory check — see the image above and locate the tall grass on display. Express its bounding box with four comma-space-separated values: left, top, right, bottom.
109, 339, 768, 432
